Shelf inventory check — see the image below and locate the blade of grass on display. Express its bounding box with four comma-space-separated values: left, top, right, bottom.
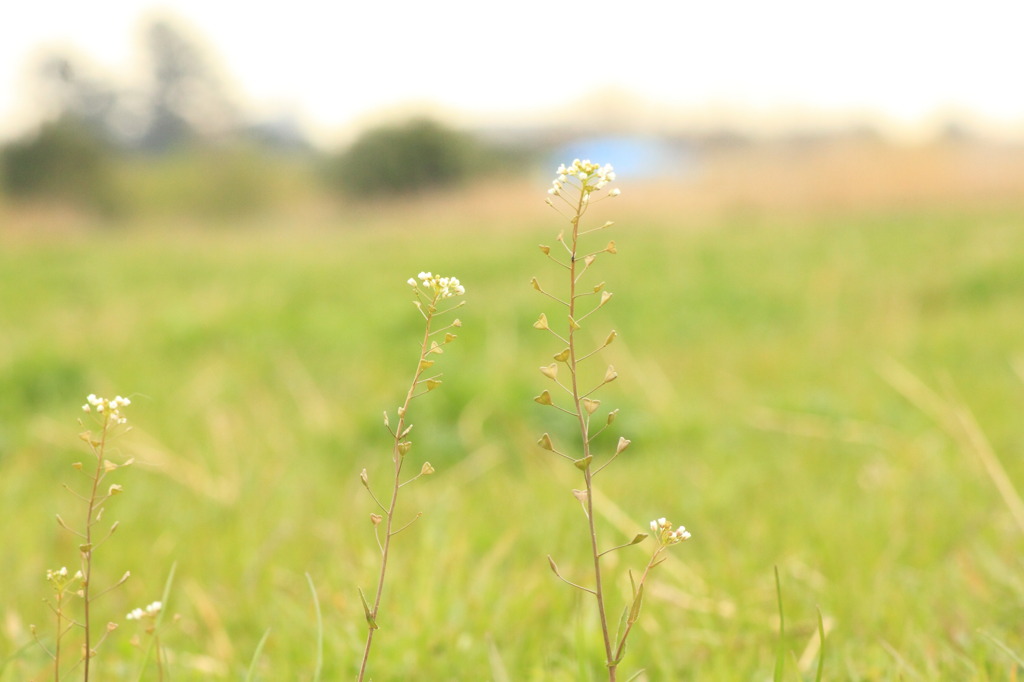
815, 606, 825, 682
979, 630, 1024, 669
487, 635, 511, 682
134, 561, 177, 682
773, 566, 786, 682
244, 628, 272, 682
880, 359, 1024, 534
306, 573, 323, 682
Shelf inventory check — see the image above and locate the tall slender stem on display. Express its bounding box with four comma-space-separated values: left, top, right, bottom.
610, 549, 662, 665
54, 594, 62, 682
81, 414, 109, 682
357, 296, 438, 682
567, 195, 616, 680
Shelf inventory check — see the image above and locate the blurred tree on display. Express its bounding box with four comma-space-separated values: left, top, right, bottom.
34, 54, 119, 141
326, 118, 479, 197
0, 115, 117, 212
137, 18, 237, 151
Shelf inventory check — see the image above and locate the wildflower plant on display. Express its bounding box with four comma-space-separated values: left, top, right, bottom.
33, 394, 134, 681
356, 272, 466, 681
126, 598, 174, 682
533, 160, 691, 680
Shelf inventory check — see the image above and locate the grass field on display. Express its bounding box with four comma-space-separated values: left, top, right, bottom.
2, 177, 1024, 680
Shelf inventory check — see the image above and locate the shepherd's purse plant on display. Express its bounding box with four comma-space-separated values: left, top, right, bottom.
355, 271, 466, 681
532, 160, 691, 681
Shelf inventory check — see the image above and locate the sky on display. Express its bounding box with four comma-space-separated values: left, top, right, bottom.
3, 0, 1024, 145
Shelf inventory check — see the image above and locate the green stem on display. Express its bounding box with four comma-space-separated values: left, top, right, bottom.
54, 594, 62, 682
357, 296, 438, 682
610, 549, 662, 665
81, 413, 110, 682
567, 192, 616, 681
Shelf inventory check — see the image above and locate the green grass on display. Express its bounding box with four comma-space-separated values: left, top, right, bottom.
2, 198, 1023, 680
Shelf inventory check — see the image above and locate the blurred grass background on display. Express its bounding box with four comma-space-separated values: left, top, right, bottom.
2, 168, 1023, 679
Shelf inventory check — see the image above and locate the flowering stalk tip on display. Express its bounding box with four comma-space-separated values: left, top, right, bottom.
650, 518, 692, 546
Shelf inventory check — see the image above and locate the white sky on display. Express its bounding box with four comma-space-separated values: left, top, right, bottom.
3, 0, 1024, 144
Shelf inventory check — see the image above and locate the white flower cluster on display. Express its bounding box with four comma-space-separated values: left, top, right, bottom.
407, 271, 466, 299
46, 566, 83, 585
82, 394, 131, 425
650, 517, 691, 546
126, 601, 162, 621
548, 159, 620, 198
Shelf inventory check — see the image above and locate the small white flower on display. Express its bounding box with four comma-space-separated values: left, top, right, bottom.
410, 272, 466, 300
82, 393, 131, 425
46, 566, 68, 581
548, 160, 618, 202
126, 601, 163, 621
650, 518, 690, 546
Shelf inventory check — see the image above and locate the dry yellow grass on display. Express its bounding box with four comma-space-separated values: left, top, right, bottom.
680, 139, 1024, 214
